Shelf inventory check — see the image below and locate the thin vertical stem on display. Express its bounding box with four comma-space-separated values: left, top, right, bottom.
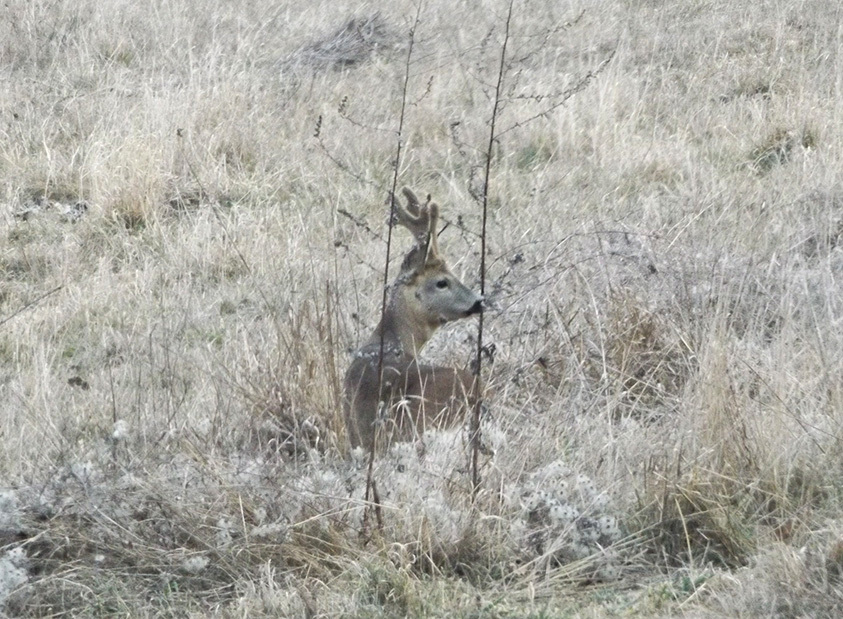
472, 0, 514, 494
363, 2, 424, 534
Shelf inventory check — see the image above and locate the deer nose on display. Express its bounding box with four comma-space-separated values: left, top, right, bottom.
466, 298, 484, 316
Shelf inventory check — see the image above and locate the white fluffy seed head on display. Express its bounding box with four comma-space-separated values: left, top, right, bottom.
548, 502, 578, 524
597, 516, 621, 540
112, 419, 129, 441
521, 491, 543, 512
181, 555, 209, 574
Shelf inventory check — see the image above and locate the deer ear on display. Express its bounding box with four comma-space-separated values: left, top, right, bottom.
400, 244, 426, 275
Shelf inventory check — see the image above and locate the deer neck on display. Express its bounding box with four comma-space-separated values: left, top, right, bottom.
368, 286, 435, 359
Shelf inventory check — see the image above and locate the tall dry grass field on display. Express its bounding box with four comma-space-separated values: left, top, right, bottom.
2, 0, 843, 615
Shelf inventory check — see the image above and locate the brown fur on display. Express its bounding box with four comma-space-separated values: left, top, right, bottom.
343, 188, 483, 451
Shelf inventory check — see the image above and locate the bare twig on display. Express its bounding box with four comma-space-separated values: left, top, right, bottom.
472, 0, 514, 495
0, 285, 63, 328
498, 50, 615, 138
337, 207, 385, 242
511, 10, 585, 65
363, 1, 424, 537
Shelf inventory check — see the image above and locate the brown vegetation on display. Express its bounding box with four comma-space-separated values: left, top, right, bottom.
1, 0, 842, 615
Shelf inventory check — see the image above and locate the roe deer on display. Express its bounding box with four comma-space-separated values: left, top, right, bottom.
343, 187, 484, 451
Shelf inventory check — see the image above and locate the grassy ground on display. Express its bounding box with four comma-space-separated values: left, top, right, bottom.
2, 0, 843, 616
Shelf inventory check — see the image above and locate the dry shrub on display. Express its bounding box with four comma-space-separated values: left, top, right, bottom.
794, 188, 843, 261
596, 290, 694, 421
639, 469, 757, 569
100, 138, 171, 231
285, 13, 403, 71
704, 540, 843, 618
234, 298, 345, 457
635, 307, 839, 571
4, 451, 289, 615
241, 378, 324, 459
748, 126, 817, 174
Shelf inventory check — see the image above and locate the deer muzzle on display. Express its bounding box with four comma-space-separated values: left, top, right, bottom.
465, 297, 485, 316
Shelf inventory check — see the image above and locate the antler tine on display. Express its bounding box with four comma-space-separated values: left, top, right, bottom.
401, 187, 422, 217
426, 201, 441, 260
390, 187, 442, 262
392, 186, 430, 243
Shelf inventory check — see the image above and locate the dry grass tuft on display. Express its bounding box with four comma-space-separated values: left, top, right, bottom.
749, 127, 817, 174
596, 289, 694, 420
285, 12, 403, 72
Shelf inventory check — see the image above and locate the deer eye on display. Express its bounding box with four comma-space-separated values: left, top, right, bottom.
436, 278, 450, 289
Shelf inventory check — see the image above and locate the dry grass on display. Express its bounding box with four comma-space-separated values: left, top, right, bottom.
2, 0, 843, 616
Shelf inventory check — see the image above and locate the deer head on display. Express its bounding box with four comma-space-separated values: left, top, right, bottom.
375, 187, 483, 355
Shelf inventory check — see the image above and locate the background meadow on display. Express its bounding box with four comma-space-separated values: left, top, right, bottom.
1, 0, 843, 615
